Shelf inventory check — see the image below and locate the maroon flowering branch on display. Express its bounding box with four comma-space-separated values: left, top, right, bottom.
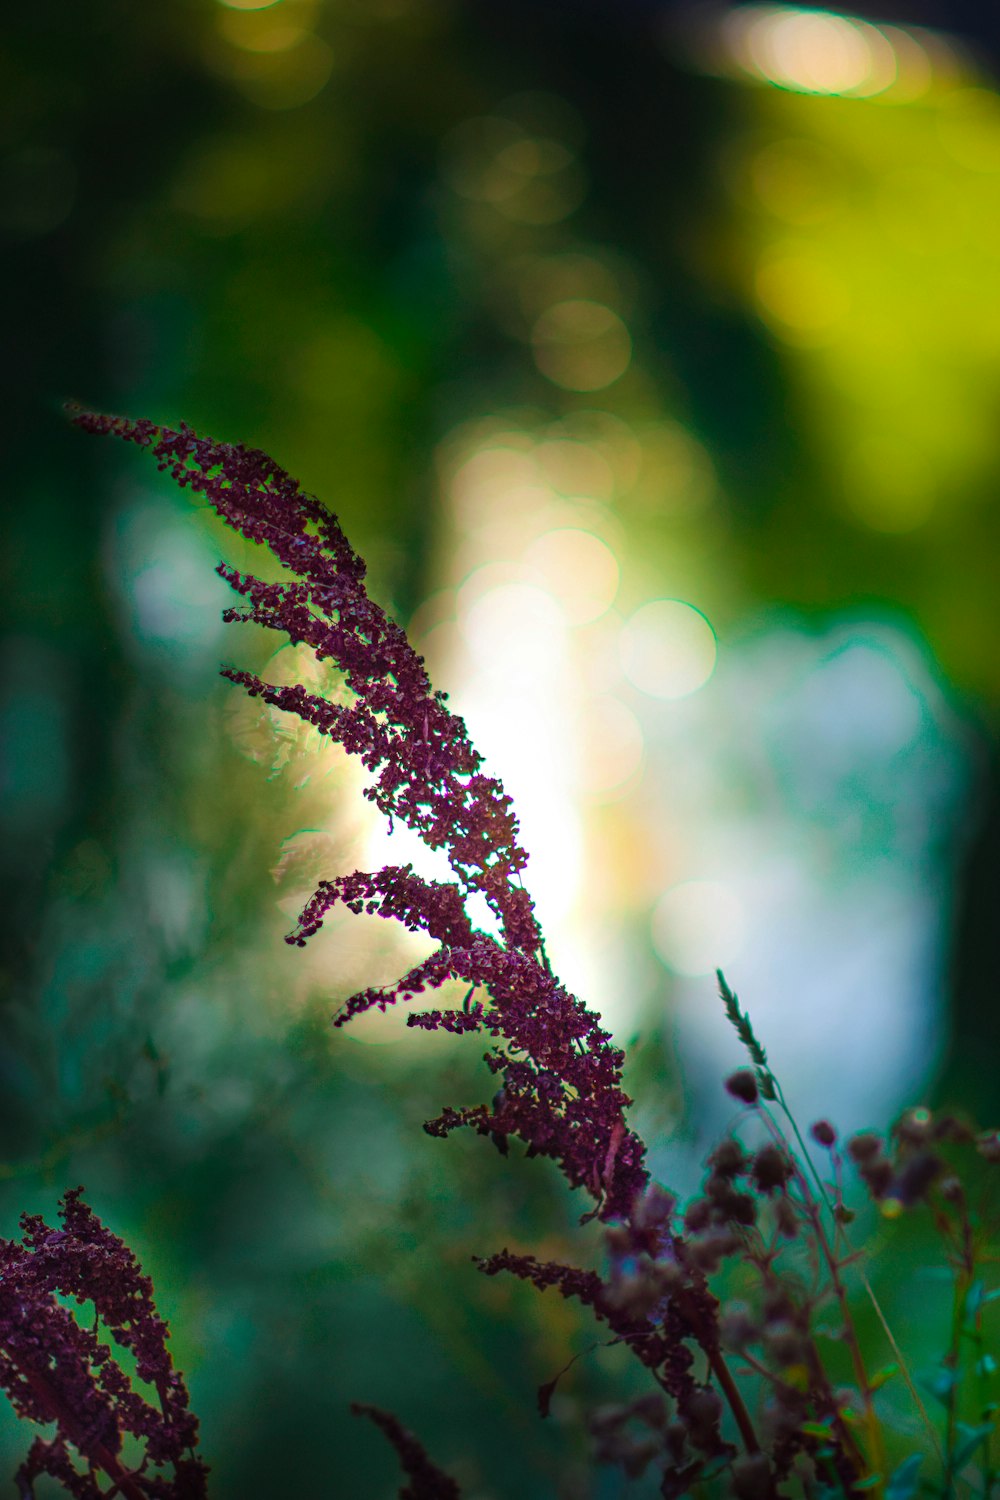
350, 1405, 460, 1500
72, 409, 1000, 1495
72, 409, 755, 1487
0, 1188, 207, 1499
72, 409, 647, 1224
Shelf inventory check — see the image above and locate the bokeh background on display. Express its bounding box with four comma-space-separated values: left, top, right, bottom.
4, 0, 1000, 1494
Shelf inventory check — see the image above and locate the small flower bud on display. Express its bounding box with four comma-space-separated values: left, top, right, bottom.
848, 1131, 882, 1163
725, 1069, 759, 1105
889, 1149, 942, 1207
634, 1183, 676, 1230
896, 1106, 933, 1146
810, 1119, 837, 1148
684, 1198, 712, 1233
681, 1384, 724, 1451
708, 1138, 747, 1177
752, 1143, 794, 1194
860, 1157, 894, 1199
689, 1225, 739, 1272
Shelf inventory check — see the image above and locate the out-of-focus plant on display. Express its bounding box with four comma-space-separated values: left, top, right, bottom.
0, 1188, 207, 1499
52, 408, 1000, 1497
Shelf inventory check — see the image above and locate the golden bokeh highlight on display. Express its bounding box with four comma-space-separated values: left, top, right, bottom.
531, 299, 632, 391
723, 6, 907, 99
521, 528, 619, 626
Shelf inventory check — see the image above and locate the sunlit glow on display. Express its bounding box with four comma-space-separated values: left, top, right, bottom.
452, 572, 579, 928
458, 577, 566, 667
531, 300, 632, 391
216, 0, 283, 10
619, 600, 717, 700
534, 438, 616, 499
572, 696, 644, 797
521, 528, 619, 625
449, 443, 549, 533
754, 250, 850, 344
651, 880, 747, 977
725, 7, 898, 98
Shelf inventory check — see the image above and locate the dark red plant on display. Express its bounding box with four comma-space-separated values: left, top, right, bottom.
0, 1188, 207, 1500
72, 408, 742, 1486
76, 410, 1000, 1497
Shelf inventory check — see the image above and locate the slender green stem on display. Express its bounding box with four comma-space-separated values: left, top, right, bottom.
760, 1108, 880, 1485
766, 1083, 944, 1463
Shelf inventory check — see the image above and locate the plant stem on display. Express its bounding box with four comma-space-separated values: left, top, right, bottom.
766, 1083, 943, 1463
12, 1355, 147, 1500
761, 1107, 883, 1487
706, 1344, 760, 1455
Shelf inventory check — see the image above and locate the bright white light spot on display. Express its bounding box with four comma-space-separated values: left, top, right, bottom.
459, 580, 566, 674
620, 600, 717, 699
522, 528, 619, 625
531, 300, 632, 392
652, 880, 747, 977
726, 6, 897, 98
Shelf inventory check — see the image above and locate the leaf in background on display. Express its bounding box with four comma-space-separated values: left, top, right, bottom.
921, 1366, 959, 1405
885, 1455, 922, 1500
951, 1421, 995, 1470
870, 1363, 899, 1392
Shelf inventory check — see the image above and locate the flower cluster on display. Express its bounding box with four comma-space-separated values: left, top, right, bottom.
73, 410, 1000, 1498
73, 409, 648, 1224
0, 1188, 207, 1499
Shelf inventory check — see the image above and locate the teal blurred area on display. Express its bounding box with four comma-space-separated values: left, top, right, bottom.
3, 1, 1000, 1493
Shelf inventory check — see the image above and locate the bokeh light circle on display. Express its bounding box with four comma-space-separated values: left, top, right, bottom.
531, 300, 632, 391
619, 600, 717, 699
651, 880, 747, 977
522, 528, 619, 625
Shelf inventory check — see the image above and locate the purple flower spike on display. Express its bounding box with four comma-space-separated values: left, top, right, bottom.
75, 409, 648, 1224
0, 1189, 208, 1499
